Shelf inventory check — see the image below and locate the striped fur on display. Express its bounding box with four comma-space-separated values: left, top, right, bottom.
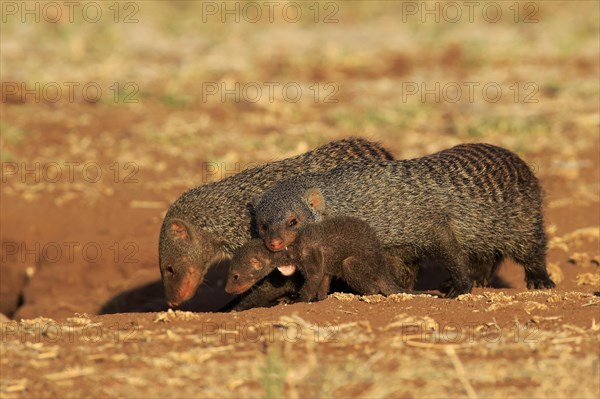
255, 143, 555, 298
158, 137, 395, 307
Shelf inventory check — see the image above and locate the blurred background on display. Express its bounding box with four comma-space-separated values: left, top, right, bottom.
1, 1, 598, 319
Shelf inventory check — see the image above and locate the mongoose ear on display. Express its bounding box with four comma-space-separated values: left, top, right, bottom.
209, 249, 231, 265
220, 251, 233, 261
249, 193, 262, 208
304, 188, 326, 212
168, 219, 192, 242
250, 257, 263, 270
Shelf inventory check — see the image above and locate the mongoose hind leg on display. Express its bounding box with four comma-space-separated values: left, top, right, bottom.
440, 255, 503, 293
480, 255, 503, 287
511, 220, 555, 289
340, 256, 382, 295
316, 274, 332, 301
518, 253, 556, 289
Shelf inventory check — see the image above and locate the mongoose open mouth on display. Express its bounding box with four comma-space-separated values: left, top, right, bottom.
277, 264, 296, 276
225, 281, 254, 294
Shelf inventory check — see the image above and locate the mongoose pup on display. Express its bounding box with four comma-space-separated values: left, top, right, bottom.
254, 143, 556, 298
223, 269, 304, 311
226, 217, 410, 302
225, 239, 290, 295
159, 137, 395, 307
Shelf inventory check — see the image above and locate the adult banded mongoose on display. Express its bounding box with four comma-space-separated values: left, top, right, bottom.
159, 137, 395, 307
254, 143, 556, 298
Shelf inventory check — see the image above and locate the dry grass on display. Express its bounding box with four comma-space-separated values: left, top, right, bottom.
2, 2, 598, 165
2, 301, 599, 398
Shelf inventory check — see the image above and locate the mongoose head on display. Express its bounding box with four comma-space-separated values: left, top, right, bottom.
225, 239, 295, 294
159, 218, 228, 307
255, 184, 326, 251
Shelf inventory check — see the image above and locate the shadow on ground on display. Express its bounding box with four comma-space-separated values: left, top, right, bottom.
99, 262, 236, 314
100, 259, 512, 314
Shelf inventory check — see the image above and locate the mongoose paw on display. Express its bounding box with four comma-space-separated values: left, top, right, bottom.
445, 282, 472, 299
438, 279, 452, 294
527, 276, 556, 290
316, 291, 328, 301
300, 289, 316, 303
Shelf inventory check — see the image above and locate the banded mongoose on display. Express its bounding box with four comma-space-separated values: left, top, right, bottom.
225, 239, 289, 295
228, 216, 410, 302
159, 137, 395, 307
254, 143, 556, 298
223, 269, 304, 312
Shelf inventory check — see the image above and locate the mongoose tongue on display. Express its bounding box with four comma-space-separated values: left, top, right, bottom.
277, 264, 296, 276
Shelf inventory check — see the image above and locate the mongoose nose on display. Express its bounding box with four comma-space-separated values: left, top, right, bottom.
269, 238, 285, 251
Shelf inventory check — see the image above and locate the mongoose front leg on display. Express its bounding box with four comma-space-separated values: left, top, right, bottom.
299, 246, 326, 302
444, 264, 472, 298
300, 275, 324, 302
436, 229, 472, 298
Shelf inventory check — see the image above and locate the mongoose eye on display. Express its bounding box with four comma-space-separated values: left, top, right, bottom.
232, 273, 239, 280
260, 224, 268, 232
288, 218, 298, 227
166, 266, 175, 277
